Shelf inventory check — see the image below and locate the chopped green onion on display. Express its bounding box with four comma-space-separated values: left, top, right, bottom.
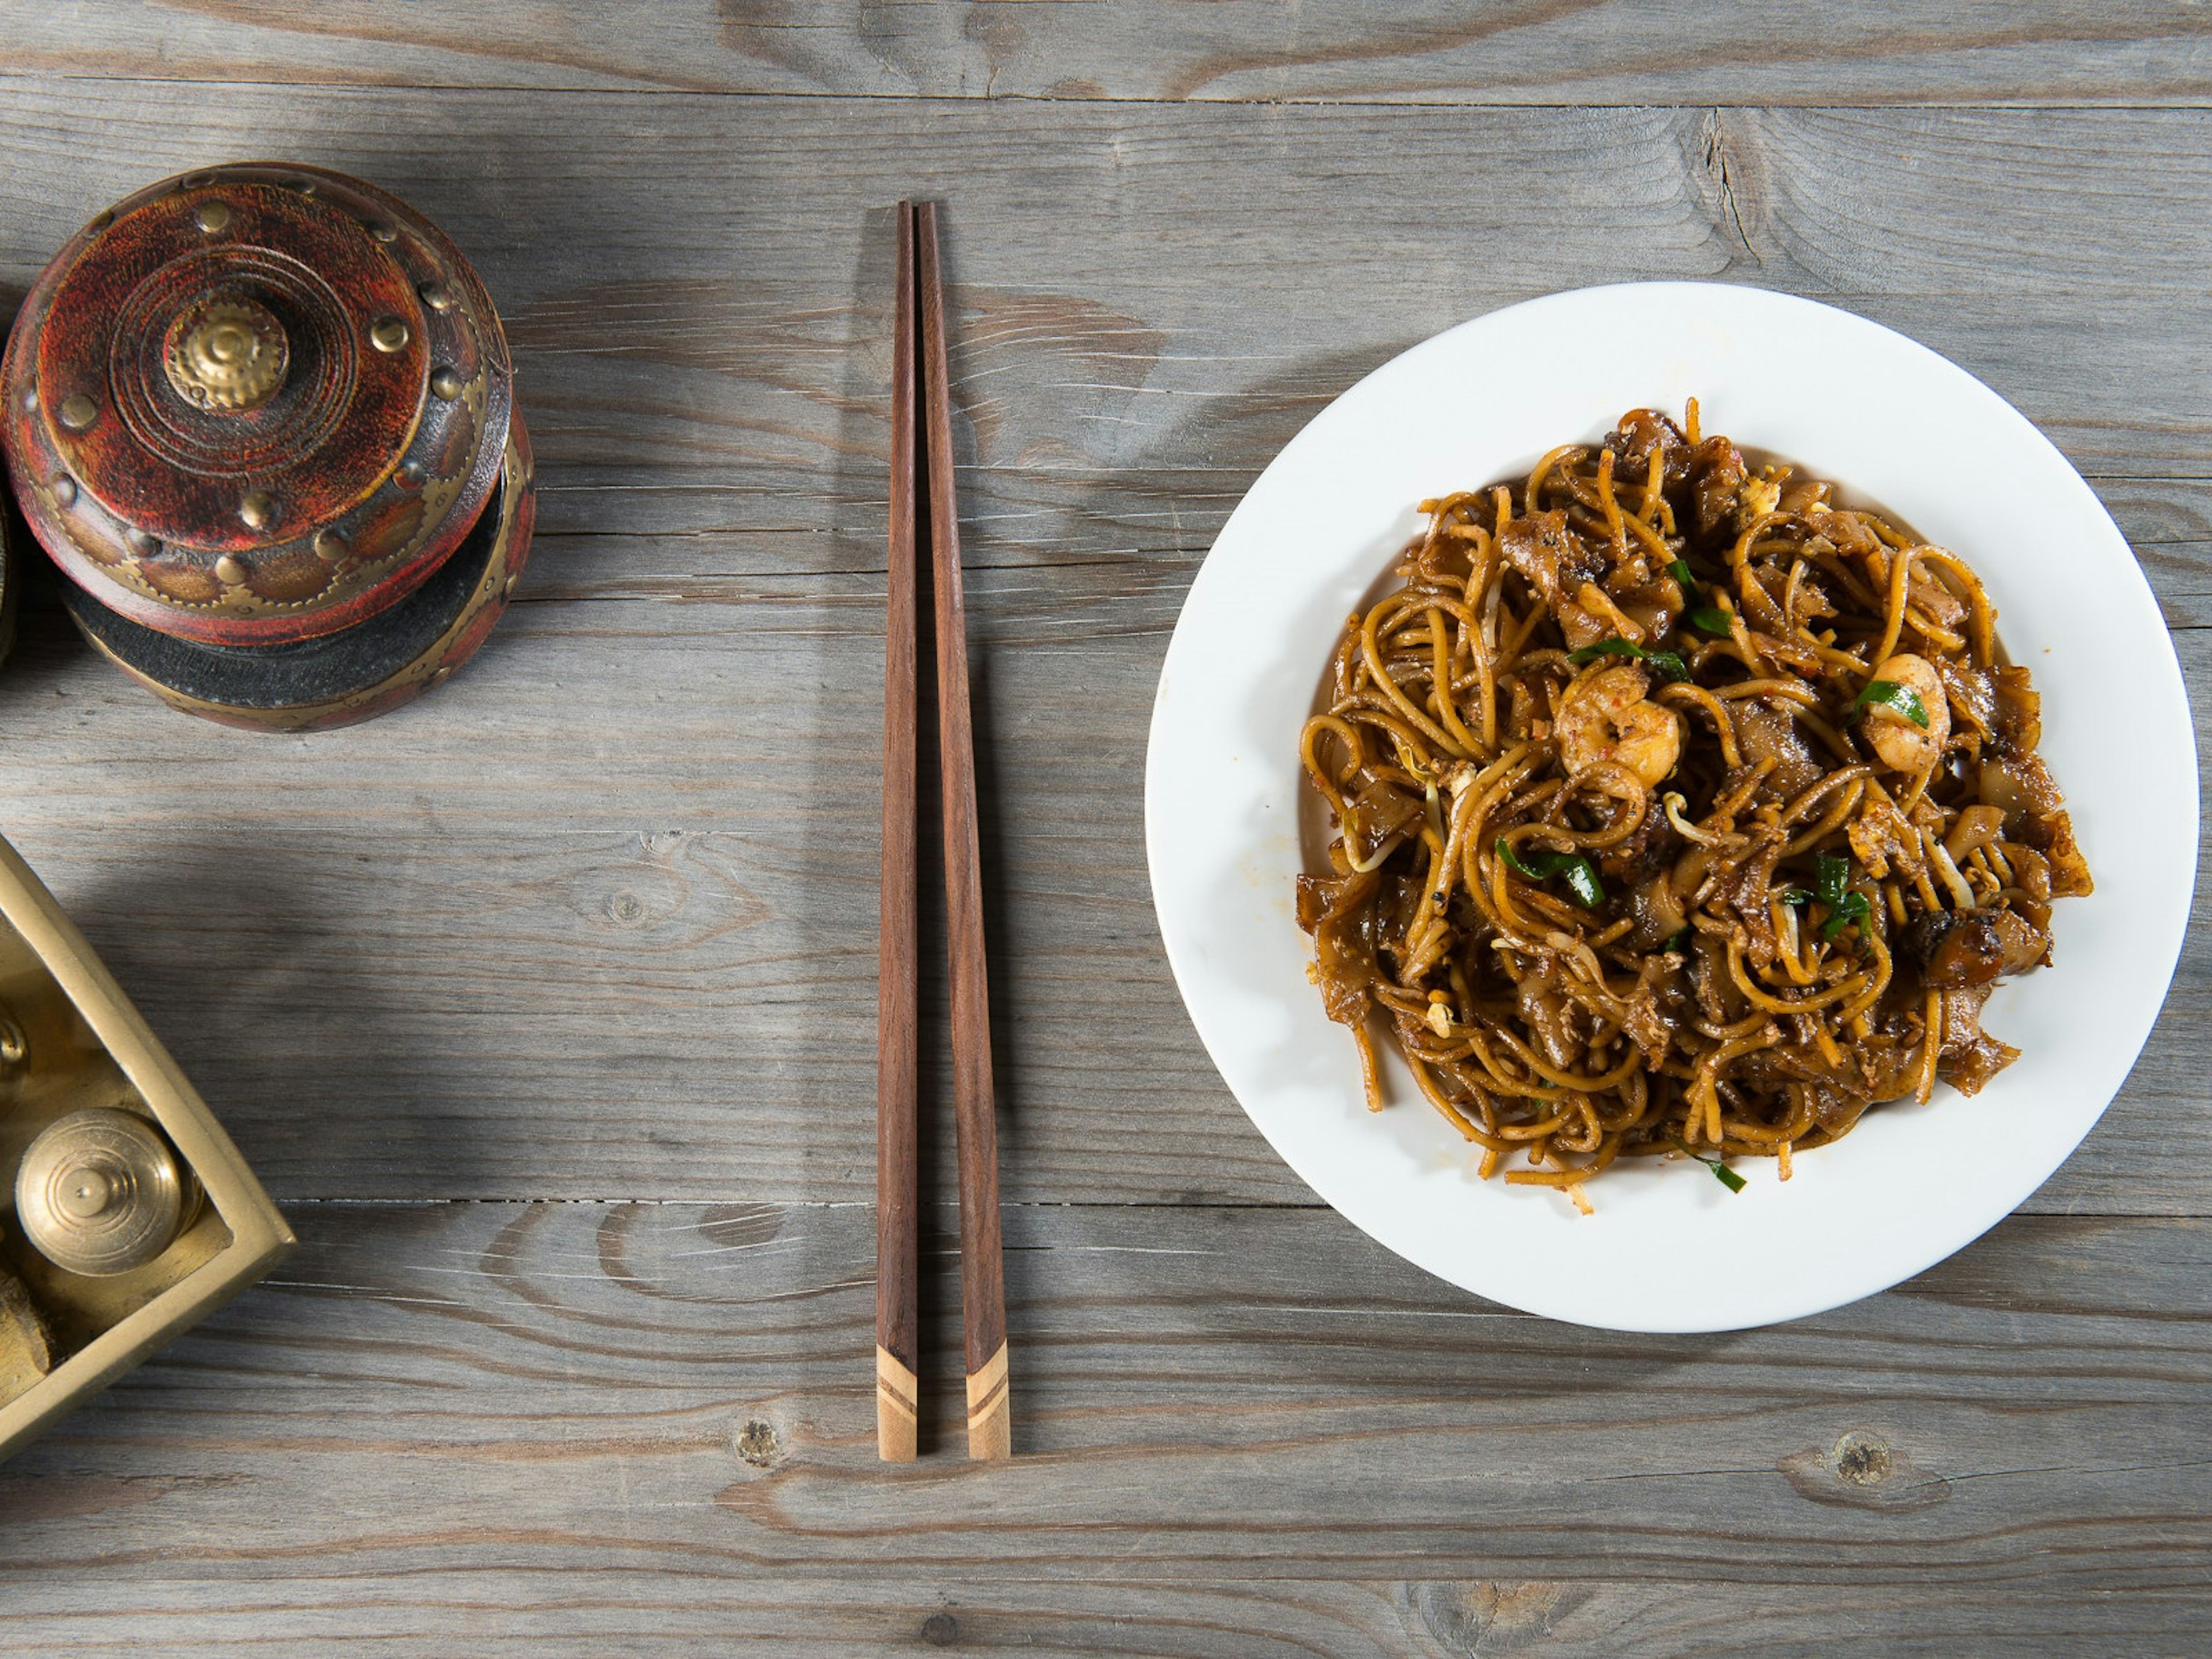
1806, 853, 1871, 941
1671, 1137, 1747, 1193
1686, 605, 1734, 637
1495, 839, 1547, 881
1566, 637, 1688, 683
1667, 558, 1698, 594
1497, 839, 1607, 910
1662, 926, 1692, 955
1821, 891, 1872, 942
1773, 854, 1874, 941
1558, 861, 1605, 910
1567, 638, 1644, 665
1853, 679, 1930, 728
1813, 853, 1852, 909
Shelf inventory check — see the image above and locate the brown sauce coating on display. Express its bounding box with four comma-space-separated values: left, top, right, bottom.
1297, 402, 2090, 1201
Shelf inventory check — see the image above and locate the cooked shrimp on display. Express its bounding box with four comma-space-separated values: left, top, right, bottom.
1861, 652, 1950, 774
1557, 664, 1682, 787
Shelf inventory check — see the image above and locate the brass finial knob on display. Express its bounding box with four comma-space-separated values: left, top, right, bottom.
15, 1108, 193, 1277
162, 296, 289, 412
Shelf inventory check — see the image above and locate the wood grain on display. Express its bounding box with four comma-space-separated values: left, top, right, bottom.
919, 203, 1012, 1456
0, 94, 2210, 518
874, 200, 920, 1462
10, 3, 2212, 106
0, 57, 2202, 1648
0, 1198, 2203, 1652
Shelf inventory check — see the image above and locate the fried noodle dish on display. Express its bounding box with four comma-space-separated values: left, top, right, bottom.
1296, 402, 2092, 1206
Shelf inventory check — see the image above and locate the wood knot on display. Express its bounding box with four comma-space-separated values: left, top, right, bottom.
733, 1418, 781, 1468
919, 1611, 959, 1647
1780, 1429, 1948, 1511
1834, 1430, 1891, 1486
1402, 1581, 1589, 1655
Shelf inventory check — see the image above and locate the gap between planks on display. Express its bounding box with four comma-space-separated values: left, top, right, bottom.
15, 71, 2212, 113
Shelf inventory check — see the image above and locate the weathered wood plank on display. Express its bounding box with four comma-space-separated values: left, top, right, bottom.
0, 589, 2199, 1212
1, 91, 2206, 607
0, 1200, 2204, 1653
10, 2, 2212, 107
0, 93, 2209, 517
7, 89, 2207, 636
5, 1577, 2203, 1659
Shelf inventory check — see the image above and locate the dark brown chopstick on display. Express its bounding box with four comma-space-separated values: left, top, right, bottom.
875, 201, 921, 1463
915, 202, 1012, 1461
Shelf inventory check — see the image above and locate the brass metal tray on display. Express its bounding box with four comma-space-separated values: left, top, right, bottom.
0, 834, 292, 1463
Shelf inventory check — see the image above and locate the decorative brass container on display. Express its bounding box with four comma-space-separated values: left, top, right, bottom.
16, 1108, 201, 1277
0, 834, 291, 1464
0, 161, 534, 729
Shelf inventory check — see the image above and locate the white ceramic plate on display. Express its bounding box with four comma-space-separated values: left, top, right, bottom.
1145, 282, 2196, 1332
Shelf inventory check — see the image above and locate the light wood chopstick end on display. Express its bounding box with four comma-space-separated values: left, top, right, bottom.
876, 1345, 919, 1463
964, 1339, 1012, 1461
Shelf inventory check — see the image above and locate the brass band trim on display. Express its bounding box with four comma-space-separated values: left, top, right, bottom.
79, 423, 532, 732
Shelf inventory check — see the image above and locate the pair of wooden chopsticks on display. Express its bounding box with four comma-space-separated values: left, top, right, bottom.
877, 202, 1010, 1463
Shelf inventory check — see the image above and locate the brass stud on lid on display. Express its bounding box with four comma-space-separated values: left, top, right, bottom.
429, 366, 464, 401
418, 282, 454, 312
58, 393, 97, 431
238, 492, 275, 532
313, 529, 349, 562
15, 1108, 194, 1278
214, 554, 248, 585
50, 476, 76, 508
194, 200, 232, 234
366, 220, 397, 243
369, 316, 411, 354
0, 1010, 25, 1067
127, 528, 162, 556
180, 170, 217, 188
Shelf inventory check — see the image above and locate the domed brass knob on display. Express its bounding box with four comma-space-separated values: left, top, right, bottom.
15, 1108, 194, 1277
162, 296, 289, 412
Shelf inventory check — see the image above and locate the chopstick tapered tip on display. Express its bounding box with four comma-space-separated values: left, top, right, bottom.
964, 1340, 1012, 1461
876, 1345, 919, 1463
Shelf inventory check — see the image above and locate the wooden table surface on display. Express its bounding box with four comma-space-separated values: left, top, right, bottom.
0, 6, 2206, 1654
